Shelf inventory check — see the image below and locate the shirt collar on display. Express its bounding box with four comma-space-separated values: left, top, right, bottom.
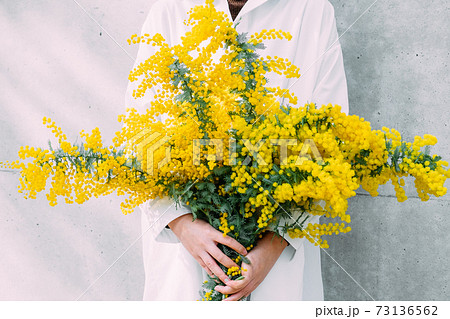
191, 0, 272, 21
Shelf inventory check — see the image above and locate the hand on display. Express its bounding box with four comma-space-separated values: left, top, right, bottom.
168, 213, 248, 285
214, 231, 288, 301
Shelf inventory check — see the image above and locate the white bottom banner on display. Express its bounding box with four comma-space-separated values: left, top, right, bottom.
1, 301, 449, 319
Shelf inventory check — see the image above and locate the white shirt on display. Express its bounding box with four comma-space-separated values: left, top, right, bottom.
126, 0, 349, 301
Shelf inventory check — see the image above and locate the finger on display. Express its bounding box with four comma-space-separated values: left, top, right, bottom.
223, 290, 248, 301
201, 253, 230, 284
214, 233, 248, 256
207, 244, 240, 269
197, 258, 213, 277
215, 285, 238, 295
214, 280, 246, 295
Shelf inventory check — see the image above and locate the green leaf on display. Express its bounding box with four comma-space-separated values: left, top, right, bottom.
280, 104, 291, 115
206, 182, 216, 193
237, 32, 248, 43
213, 166, 231, 177
254, 42, 266, 50
394, 160, 400, 173
274, 114, 281, 126
239, 254, 251, 265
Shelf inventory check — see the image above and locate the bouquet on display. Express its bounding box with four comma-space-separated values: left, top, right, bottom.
2, 0, 449, 301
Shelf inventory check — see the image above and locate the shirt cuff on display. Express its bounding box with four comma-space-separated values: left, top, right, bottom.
268, 200, 324, 251
140, 197, 192, 243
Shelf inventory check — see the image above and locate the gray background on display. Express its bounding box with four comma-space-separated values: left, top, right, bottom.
0, 0, 449, 300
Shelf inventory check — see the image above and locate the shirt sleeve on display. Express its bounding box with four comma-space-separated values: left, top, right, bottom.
269, 2, 349, 251
311, 1, 349, 115
139, 198, 192, 244
126, 2, 190, 243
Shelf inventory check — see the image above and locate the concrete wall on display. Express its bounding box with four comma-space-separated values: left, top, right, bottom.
324, 0, 450, 301
0, 0, 448, 300
0, 0, 152, 301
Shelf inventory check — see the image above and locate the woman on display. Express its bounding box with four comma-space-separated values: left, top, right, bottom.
126, 0, 349, 301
